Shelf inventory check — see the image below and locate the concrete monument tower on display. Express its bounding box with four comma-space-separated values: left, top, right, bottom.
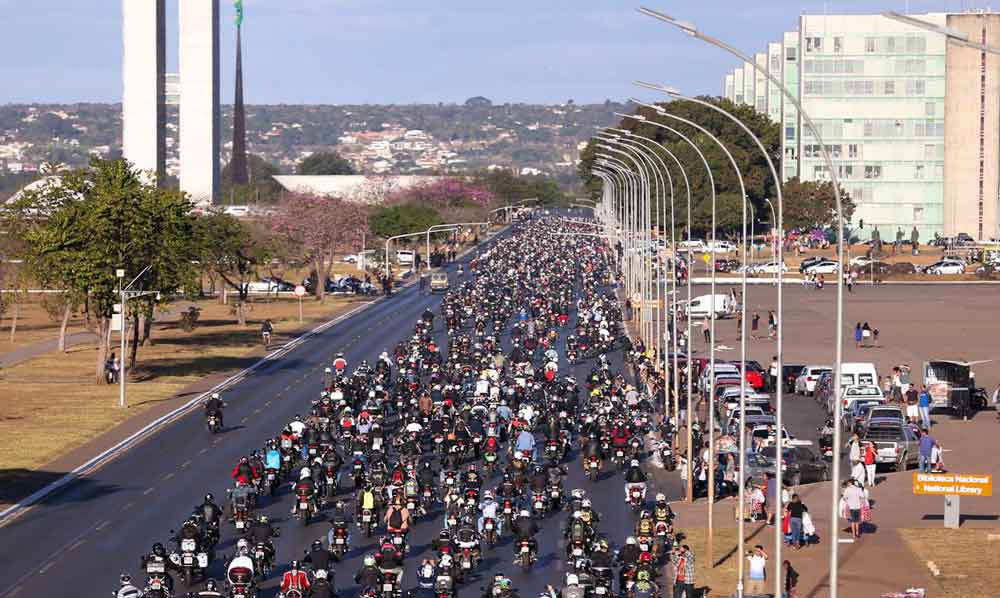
121, 0, 166, 183
179, 0, 221, 207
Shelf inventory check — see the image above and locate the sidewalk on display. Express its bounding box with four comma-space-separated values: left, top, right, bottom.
0, 331, 96, 369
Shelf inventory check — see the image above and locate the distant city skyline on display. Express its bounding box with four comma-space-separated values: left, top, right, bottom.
0, 0, 986, 105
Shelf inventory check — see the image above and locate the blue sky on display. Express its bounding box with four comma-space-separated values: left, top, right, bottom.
0, 0, 980, 105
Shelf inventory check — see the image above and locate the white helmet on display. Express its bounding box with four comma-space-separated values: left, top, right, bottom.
364, 555, 376, 567
581, 499, 592, 508
566, 574, 579, 585
211, 392, 220, 400
656, 493, 666, 502
572, 511, 582, 519
626, 536, 637, 545
299, 467, 312, 480
630, 459, 640, 467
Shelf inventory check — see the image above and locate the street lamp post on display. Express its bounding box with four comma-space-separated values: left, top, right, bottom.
637, 10, 837, 596
426, 222, 488, 270
598, 155, 644, 322
116, 266, 158, 409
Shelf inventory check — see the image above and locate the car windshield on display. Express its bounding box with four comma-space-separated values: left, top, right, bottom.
846, 387, 881, 396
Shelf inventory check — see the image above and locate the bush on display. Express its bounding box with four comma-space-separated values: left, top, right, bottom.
179, 306, 201, 332
890, 262, 916, 274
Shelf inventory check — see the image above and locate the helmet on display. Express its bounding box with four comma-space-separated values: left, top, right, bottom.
483, 490, 494, 500
300, 467, 312, 479
204, 493, 214, 503
294, 414, 302, 422
566, 574, 579, 585
325, 367, 332, 373
571, 489, 585, 500
205, 579, 218, 591
259, 515, 269, 524
626, 536, 637, 545
312, 540, 323, 551
656, 493, 666, 502
641, 510, 650, 519
290, 560, 300, 570
581, 499, 591, 508
439, 530, 450, 540
237, 538, 249, 550
520, 509, 531, 518
120, 574, 132, 585
211, 392, 220, 400
364, 555, 376, 567
572, 511, 582, 519
152, 542, 165, 557
630, 459, 640, 467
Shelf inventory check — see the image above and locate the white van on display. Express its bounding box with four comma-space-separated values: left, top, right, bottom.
839, 362, 878, 388
396, 250, 415, 265
685, 293, 735, 319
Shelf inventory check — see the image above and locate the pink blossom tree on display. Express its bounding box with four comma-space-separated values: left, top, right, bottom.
385, 178, 494, 209
272, 193, 368, 301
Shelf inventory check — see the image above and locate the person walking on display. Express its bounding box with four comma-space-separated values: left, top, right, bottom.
918, 385, 932, 429
786, 494, 808, 549
841, 479, 867, 539
751, 312, 760, 338
905, 384, 919, 424
767, 311, 776, 338
670, 544, 696, 598
863, 441, 877, 488
919, 429, 936, 473
854, 323, 862, 349
261, 319, 274, 348
784, 560, 800, 598
745, 545, 768, 596
847, 433, 865, 483
861, 322, 871, 347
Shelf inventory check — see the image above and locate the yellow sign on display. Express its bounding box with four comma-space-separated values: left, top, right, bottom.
912, 472, 993, 497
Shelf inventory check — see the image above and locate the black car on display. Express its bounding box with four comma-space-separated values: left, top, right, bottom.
782, 364, 805, 394
761, 445, 830, 486
798, 256, 824, 273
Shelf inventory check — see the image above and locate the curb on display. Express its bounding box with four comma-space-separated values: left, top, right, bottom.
0, 298, 379, 529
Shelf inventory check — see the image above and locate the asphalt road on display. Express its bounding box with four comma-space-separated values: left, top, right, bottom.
0, 225, 683, 598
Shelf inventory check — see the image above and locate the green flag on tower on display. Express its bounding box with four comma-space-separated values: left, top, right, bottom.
234, 0, 244, 27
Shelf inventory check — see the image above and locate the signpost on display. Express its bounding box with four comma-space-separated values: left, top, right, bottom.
913, 472, 993, 528
294, 285, 306, 322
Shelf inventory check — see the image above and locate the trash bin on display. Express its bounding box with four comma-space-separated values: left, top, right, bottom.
949, 387, 970, 420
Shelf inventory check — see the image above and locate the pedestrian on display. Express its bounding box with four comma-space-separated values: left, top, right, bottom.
786, 494, 808, 549
765, 472, 777, 525
919, 428, 936, 473
841, 479, 867, 539
745, 544, 768, 596
670, 544, 696, 598
703, 320, 710, 343
863, 441, 877, 488
419, 272, 428, 293
736, 314, 742, 340
767, 310, 776, 338
861, 322, 871, 347
751, 312, 760, 337
847, 433, 865, 483
784, 560, 800, 598
817, 274, 825, 289
769, 356, 778, 392
872, 328, 879, 346
905, 384, 919, 423
930, 439, 945, 472
624, 298, 634, 321
845, 270, 853, 293
854, 322, 862, 348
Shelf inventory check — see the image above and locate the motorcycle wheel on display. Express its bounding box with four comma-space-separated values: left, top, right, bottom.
520, 552, 532, 572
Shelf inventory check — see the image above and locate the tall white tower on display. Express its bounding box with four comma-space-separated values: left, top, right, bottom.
121, 0, 166, 184
179, 0, 220, 207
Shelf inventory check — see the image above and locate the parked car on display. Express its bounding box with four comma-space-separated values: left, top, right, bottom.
803, 259, 840, 275
760, 444, 831, 486
921, 259, 966, 275
705, 240, 737, 253
830, 385, 885, 415
864, 405, 905, 430
244, 277, 294, 293
863, 420, 919, 471
794, 365, 832, 396
841, 398, 886, 434
750, 262, 789, 274
798, 256, 824, 273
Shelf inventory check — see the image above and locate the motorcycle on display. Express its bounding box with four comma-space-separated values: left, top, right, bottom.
530, 490, 548, 518
612, 446, 627, 471
252, 542, 272, 580
583, 455, 601, 482
169, 537, 208, 586
548, 483, 563, 512
658, 441, 676, 471
379, 568, 401, 598
294, 489, 315, 527
482, 517, 498, 548
628, 486, 644, 511
330, 523, 350, 560
265, 468, 280, 497
516, 539, 535, 572
591, 566, 613, 596
206, 412, 222, 434
360, 508, 377, 537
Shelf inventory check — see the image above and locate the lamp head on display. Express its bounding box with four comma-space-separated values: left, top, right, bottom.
637, 7, 697, 36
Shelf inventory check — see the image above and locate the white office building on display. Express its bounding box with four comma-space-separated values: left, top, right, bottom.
724, 12, 1000, 240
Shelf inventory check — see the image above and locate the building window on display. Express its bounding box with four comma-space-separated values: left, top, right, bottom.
914, 164, 925, 179
924, 144, 936, 159
913, 206, 924, 222
785, 126, 795, 141
771, 55, 781, 71
906, 79, 926, 95
864, 165, 882, 179
848, 144, 859, 158
736, 94, 744, 104
884, 80, 895, 95
806, 36, 823, 53
839, 165, 854, 179
906, 36, 927, 53
834, 36, 843, 53
786, 46, 797, 61
863, 121, 874, 137
925, 102, 936, 116
865, 37, 877, 53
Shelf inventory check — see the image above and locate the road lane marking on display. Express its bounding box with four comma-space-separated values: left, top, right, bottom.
162, 473, 174, 481
68, 540, 85, 551
37, 562, 53, 574
95, 520, 111, 531
122, 502, 135, 511
143, 487, 154, 495
181, 460, 192, 468
199, 447, 209, 454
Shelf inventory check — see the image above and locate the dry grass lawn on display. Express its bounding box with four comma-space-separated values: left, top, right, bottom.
0, 295, 363, 481
899, 528, 1000, 598
662, 528, 742, 597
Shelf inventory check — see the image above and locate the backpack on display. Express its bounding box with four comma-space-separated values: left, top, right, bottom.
389, 508, 403, 529
571, 522, 585, 541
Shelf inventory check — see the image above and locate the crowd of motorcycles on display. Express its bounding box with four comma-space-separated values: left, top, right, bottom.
115, 219, 687, 598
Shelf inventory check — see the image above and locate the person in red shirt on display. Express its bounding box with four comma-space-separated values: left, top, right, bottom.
280, 560, 310, 595
231, 457, 257, 485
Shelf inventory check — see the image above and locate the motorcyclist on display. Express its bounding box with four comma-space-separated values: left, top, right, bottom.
635, 510, 655, 539
510, 509, 539, 554
231, 456, 257, 485
189, 578, 224, 598
116, 573, 141, 598
616, 536, 640, 589
624, 459, 647, 502
247, 515, 276, 566
515, 427, 537, 461
354, 555, 382, 593
204, 392, 224, 427
560, 573, 586, 598
195, 493, 222, 539
292, 467, 316, 516
564, 511, 593, 549
478, 490, 501, 535
303, 540, 334, 581
653, 493, 675, 527
140, 542, 174, 594
280, 560, 311, 596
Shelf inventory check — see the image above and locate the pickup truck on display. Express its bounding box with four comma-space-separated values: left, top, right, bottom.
862, 419, 919, 471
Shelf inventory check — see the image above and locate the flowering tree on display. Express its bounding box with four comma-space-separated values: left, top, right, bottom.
272, 193, 368, 301
385, 178, 494, 209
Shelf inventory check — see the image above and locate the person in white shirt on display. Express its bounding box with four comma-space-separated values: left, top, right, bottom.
841, 480, 867, 539
745, 545, 768, 596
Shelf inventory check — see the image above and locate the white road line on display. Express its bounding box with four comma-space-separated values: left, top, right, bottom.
142, 487, 154, 496
180, 460, 192, 468
37, 563, 53, 574
162, 473, 174, 481
68, 540, 85, 551
95, 520, 110, 531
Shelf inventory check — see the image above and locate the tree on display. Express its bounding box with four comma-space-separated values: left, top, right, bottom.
579, 97, 781, 235
297, 151, 355, 175
779, 177, 855, 230
192, 212, 271, 325
369, 203, 443, 239
221, 154, 283, 204
271, 193, 368, 301
21, 158, 198, 383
